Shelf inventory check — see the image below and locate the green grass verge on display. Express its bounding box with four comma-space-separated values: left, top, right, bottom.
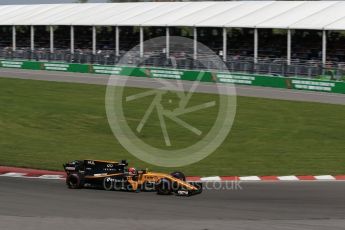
0, 77, 344, 176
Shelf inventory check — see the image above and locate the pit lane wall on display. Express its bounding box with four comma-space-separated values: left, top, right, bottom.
1, 59, 344, 94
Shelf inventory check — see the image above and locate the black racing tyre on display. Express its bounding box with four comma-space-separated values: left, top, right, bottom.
170, 171, 186, 181
66, 173, 84, 189
103, 177, 114, 191
156, 178, 172, 195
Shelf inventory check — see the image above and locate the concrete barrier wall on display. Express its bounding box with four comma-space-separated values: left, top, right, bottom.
1, 60, 344, 94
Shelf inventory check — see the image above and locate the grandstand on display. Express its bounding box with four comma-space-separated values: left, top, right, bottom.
1, 1, 345, 79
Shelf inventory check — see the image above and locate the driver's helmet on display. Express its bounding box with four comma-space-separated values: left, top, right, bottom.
128, 167, 137, 175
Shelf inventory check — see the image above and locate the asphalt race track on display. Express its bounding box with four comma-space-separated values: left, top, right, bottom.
0, 68, 345, 105
0, 177, 344, 230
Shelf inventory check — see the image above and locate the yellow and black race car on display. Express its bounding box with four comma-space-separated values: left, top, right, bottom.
63, 160, 202, 196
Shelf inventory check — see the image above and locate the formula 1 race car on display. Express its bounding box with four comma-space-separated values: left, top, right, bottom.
63, 160, 202, 196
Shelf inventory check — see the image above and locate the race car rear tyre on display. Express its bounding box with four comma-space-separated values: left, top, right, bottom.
66, 173, 84, 189
156, 178, 172, 195
103, 177, 114, 191
170, 171, 186, 181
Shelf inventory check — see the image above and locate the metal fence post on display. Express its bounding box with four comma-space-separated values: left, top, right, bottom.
287, 29, 291, 66
166, 26, 170, 59
70, 26, 75, 54
223, 27, 227, 62
92, 26, 96, 55
50, 26, 54, 54
254, 28, 258, 64
193, 27, 197, 60
12, 25, 16, 52
140, 26, 144, 58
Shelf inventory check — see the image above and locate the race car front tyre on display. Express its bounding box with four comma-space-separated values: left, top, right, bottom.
66, 173, 84, 189
156, 178, 172, 195
170, 171, 186, 181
